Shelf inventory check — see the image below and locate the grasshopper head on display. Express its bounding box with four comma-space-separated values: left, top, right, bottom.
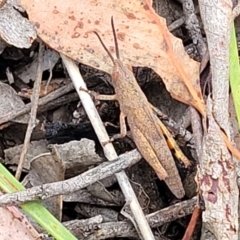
112, 59, 133, 83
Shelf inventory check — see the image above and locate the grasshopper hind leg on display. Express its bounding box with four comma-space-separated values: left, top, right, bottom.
131, 127, 168, 180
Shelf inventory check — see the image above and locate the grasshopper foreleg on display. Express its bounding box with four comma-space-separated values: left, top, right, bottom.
79, 87, 116, 101
110, 112, 127, 140
102, 112, 127, 145
80, 87, 128, 145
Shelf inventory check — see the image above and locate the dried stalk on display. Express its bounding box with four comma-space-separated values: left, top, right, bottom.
15, 42, 44, 180
60, 54, 155, 240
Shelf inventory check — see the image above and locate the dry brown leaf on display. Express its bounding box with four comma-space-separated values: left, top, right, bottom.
18, 79, 64, 99
0, 193, 40, 240
20, 0, 205, 114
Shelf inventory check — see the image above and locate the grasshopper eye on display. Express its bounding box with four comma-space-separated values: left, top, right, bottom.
126, 65, 133, 71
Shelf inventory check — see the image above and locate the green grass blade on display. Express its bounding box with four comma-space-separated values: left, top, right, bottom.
0, 163, 77, 240
230, 23, 240, 128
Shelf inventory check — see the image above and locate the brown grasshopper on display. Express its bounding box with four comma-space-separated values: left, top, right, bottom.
89, 17, 190, 198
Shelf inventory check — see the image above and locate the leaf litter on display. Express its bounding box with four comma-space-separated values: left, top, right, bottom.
1, 0, 240, 239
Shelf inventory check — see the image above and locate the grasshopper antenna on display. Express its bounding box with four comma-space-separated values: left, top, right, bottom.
111, 16, 120, 59
94, 18, 118, 65
93, 31, 115, 64
93, 17, 120, 64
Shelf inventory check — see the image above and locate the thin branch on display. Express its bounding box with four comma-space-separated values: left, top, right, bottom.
15, 42, 44, 180
182, 0, 207, 58
0, 149, 141, 205
0, 81, 74, 127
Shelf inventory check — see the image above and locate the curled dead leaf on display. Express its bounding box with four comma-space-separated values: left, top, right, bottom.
20, 0, 205, 114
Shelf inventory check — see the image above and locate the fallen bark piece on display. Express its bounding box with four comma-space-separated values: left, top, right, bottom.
197, 97, 239, 240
